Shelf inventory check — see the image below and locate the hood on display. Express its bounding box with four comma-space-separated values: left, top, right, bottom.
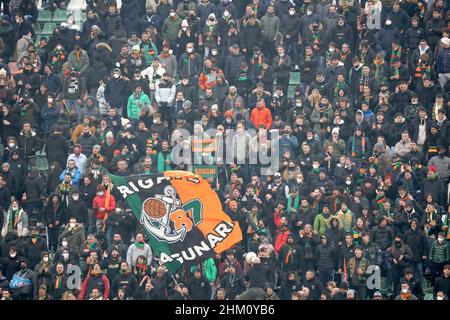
96, 42, 112, 52
327, 216, 342, 230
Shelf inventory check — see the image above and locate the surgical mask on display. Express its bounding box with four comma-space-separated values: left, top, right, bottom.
47, 98, 53, 103
182, 26, 188, 30
8, 143, 14, 148
437, 296, 444, 300
346, 180, 351, 185
56, 45, 62, 50
386, 20, 392, 26
62, 253, 69, 259
10, 253, 16, 258
62, 241, 68, 247
306, 11, 312, 15
438, 237, 444, 243
43, 257, 49, 262
312, 164, 319, 169
401, 289, 408, 294
69, 223, 76, 228
289, 10, 295, 15
97, 192, 104, 196
224, 11, 230, 17
211, 50, 218, 56
72, 195, 79, 201
170, 12, 176, 17
187, 48, 193, 53
329, 47, 335, 53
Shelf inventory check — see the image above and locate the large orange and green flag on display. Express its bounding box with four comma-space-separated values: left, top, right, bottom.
109, 171, 242, 272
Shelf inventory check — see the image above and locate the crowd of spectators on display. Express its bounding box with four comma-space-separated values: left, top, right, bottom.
0, 0, 449, 301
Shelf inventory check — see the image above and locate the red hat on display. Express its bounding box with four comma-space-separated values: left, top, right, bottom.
384, 173, 392, 181
428, 165, 437, 174
162, 40, 170, 48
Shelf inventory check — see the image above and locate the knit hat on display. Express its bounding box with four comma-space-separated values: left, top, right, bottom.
105, 131, 114, 139
428, 165, 437, 174
162, 40, 170, 49
181, 19, 189, 28
440, 37, 450, 46
331, 127, 340, 135
183, 100, 192, 109
132, 44, 140, 52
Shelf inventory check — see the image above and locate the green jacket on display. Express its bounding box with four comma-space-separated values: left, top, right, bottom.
189, 258, 217, 283
141, 41, 158, 67
126, 92, 151, 120
162, 16, 182, 43
67, 50, 90, 76
314, 214, 329, 236
260, 14, 280, 40
429, 241, 449, 263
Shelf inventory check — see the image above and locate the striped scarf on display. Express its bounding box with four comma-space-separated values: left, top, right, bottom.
389, 47, 402, 66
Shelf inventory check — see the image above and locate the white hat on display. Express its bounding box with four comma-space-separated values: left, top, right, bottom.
332, 127, 340, 135
441, 37, 450, 46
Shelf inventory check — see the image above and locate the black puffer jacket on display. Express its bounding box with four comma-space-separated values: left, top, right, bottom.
404, 221, 428, 262
315, 242, 335, 271
370, 224, 394, 251
24, 169, 45, 203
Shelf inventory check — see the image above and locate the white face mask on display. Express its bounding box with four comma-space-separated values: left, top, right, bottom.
12, 206, 18, 210
386, 20, 392, 26
8, 143, 14, 148
438, 237, 444, 243
113, 73, 120, 79
401, 289, 408, 294
346, 180, 352, 185
62, 253, 69, 259
72, 195, 79, 201
211, 50, 218, 56
187, 48, 193, 53
97, 192, 104, 196
224, 11, 230, 17
312, 164, 319, 169
47, 98, 53, 103
170, 12, 176, 17
56, 45, 62, 50
69, 223, 76, 228
182, 26, 187, 30
62, 241, 68, 247
437, 296, 444, 300
289, 10, 295, 15
329, 47, 335, 53
43, 257, 49, 262
307, 11, 312, 15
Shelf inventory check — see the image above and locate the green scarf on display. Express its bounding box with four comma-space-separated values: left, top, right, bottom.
135, 242, 145, 249
287, 194, 300, 214
157, 151, 172, 172
8, 209, 18, 232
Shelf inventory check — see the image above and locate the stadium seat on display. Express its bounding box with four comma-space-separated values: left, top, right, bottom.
424, 293, 434, 300
37, 10, 52, 24
290, 71, 301, 85
53, 9, 68, 23
41, 23, 57, 36
35, 148, 49, 172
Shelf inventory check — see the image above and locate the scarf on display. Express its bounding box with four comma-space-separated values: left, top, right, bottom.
351, 136, 366, 157
389, 46, 402, 66
135, 242, 145, 249
334, 81, 346, 97
284, 244, 295, 265
415, 63, 431, 79
136, 262, 147, 274
8, 208, 20, 232
399, 292, 412, 300
287, 194, 300, 214
392, 161, 401, 170
160, 52, 171, 59
373, 59, 385, 81
55, 274, 62, 289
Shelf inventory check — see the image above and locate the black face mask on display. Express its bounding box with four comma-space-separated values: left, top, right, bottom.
395, 240, 401, 247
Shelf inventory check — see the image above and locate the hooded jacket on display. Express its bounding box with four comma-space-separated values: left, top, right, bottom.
250, 101, 272, 129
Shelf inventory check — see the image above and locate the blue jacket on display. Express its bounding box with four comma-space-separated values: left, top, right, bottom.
40, 103, 59, 135
437, 47, 450, 74
59, 167, 81, 187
